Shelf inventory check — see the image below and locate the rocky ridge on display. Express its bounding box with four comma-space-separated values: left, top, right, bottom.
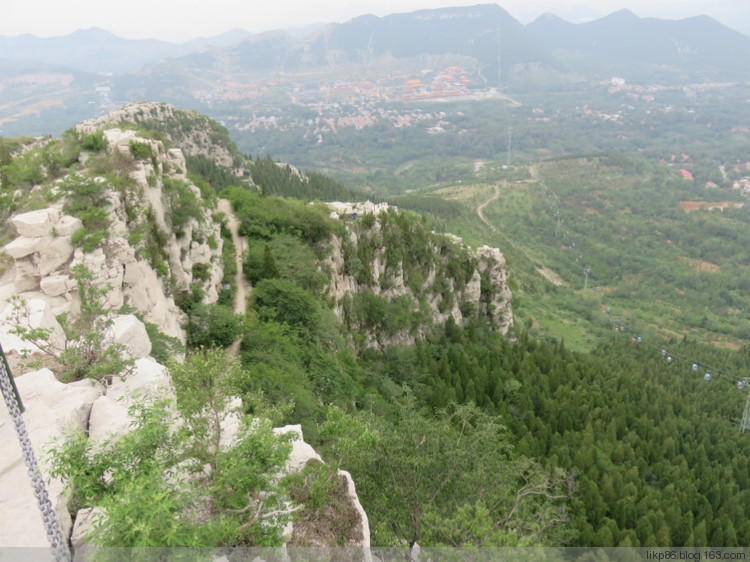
324, 203, 513, 347
0, 117, 370, 550
76, 102, 250, 178
3, 125, 224, 342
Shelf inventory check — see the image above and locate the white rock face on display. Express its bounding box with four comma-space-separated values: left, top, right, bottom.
0, 297, 66, 355
273, 425, 324, 472
0, 369, 104, 547
5, 121, 224, 344
4, 235, 46, 259
122, 261, 186, 340
88, 357, 173, 442
339, 470, 371, 548
326, 200, 393, 218
40, 274, 72, 297
111, 314, 151, 360
477, 245, 514, 333
4, 207, 81, 292
70, 506, 105, 548
323, 207, 514, 346
11, 207, 61, 238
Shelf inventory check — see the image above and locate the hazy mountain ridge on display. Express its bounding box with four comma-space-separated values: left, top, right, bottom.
527, 8, 750, 79
0, 5, 747, 136
0, 27, 253, 75
1, 5, 746, 80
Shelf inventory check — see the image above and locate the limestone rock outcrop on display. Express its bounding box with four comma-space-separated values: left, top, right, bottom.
76, 102, 248, 176
111, 315, 151, 360
3, 126, 225, 342
274, 425, 371, 548
4, 207, 80, 293
323, 203, 514, 347
0, 297, 66, 355
88, 357, 173, 442
0, 369, 104, 547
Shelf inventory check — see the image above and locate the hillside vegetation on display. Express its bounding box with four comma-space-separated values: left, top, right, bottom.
3, 103, 750, 549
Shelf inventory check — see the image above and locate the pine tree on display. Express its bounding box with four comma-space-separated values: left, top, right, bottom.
262, 244, 280, 279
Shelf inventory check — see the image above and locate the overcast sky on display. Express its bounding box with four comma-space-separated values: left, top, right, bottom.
3, 0, 748, 42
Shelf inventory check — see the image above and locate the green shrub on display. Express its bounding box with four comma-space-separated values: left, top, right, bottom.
185, 303, 242, 348
129, 140, 152, 160
144, 322, 184, 364
163, 178, 204, 237
252, 278, 319, 331
71, 227, 107, 253
192, 262, 212, 282
81, 131, 109, 152
47, 387, 293, 547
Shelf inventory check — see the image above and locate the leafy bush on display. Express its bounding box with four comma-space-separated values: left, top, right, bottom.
225, 186, 338, 245
7, 265, 131, 381
81, 131, 109, 152
162, 178, 204, 237
129, 140, 152, 160
71, 227, 107, 253
185, 303, 242, 348
191, 262, 212, 282
252, 278, 319, 332
244, 235, 325, 292
47, 387, 293, 547
144, 322, 184, 365
59, 174, 112, 252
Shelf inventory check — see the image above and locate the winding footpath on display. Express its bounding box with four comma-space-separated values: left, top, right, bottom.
477, 184, 501, 232
218, 199, 252, 355
476, 181, 564, 287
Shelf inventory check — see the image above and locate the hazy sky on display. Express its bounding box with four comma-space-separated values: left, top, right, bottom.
3, 0, 748, 42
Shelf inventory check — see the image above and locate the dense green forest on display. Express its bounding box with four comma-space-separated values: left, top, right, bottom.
189, 172, 750, 547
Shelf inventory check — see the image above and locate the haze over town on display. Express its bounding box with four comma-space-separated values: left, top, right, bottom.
3, 0, 748, 42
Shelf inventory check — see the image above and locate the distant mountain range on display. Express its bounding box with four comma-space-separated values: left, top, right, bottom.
0, 4, 748, 136
0, 27, 253, 74
0, 4, 747, 81
526, 9, 750, 82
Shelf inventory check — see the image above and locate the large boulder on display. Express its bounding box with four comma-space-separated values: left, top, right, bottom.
111, 314, 151, 360
0, 297, 67, 355
88, 358, 173, 442
11, 207, 61, 238
0, 369, 104, 547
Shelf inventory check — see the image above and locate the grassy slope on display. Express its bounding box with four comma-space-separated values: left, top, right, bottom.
410, 154, 750, 352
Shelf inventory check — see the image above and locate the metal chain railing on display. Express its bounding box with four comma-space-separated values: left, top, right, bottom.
0, 342, 71, 561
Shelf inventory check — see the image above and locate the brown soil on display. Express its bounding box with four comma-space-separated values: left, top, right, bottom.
679, 256, 720, 273
679, 201, 744, 212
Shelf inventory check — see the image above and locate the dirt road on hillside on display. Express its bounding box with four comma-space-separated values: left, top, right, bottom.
218, 199, 251, 355
477, 184, 500, 231
476, 181, 564, 287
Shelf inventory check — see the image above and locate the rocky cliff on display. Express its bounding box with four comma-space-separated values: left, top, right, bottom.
0, 113, 371, 551
3, 125, 224, 342
323, 202, 513, 347
76, 102, 251, 178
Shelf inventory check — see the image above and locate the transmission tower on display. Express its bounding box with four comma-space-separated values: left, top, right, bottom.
506, 126, 512, 167
740, 390, 750, 432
